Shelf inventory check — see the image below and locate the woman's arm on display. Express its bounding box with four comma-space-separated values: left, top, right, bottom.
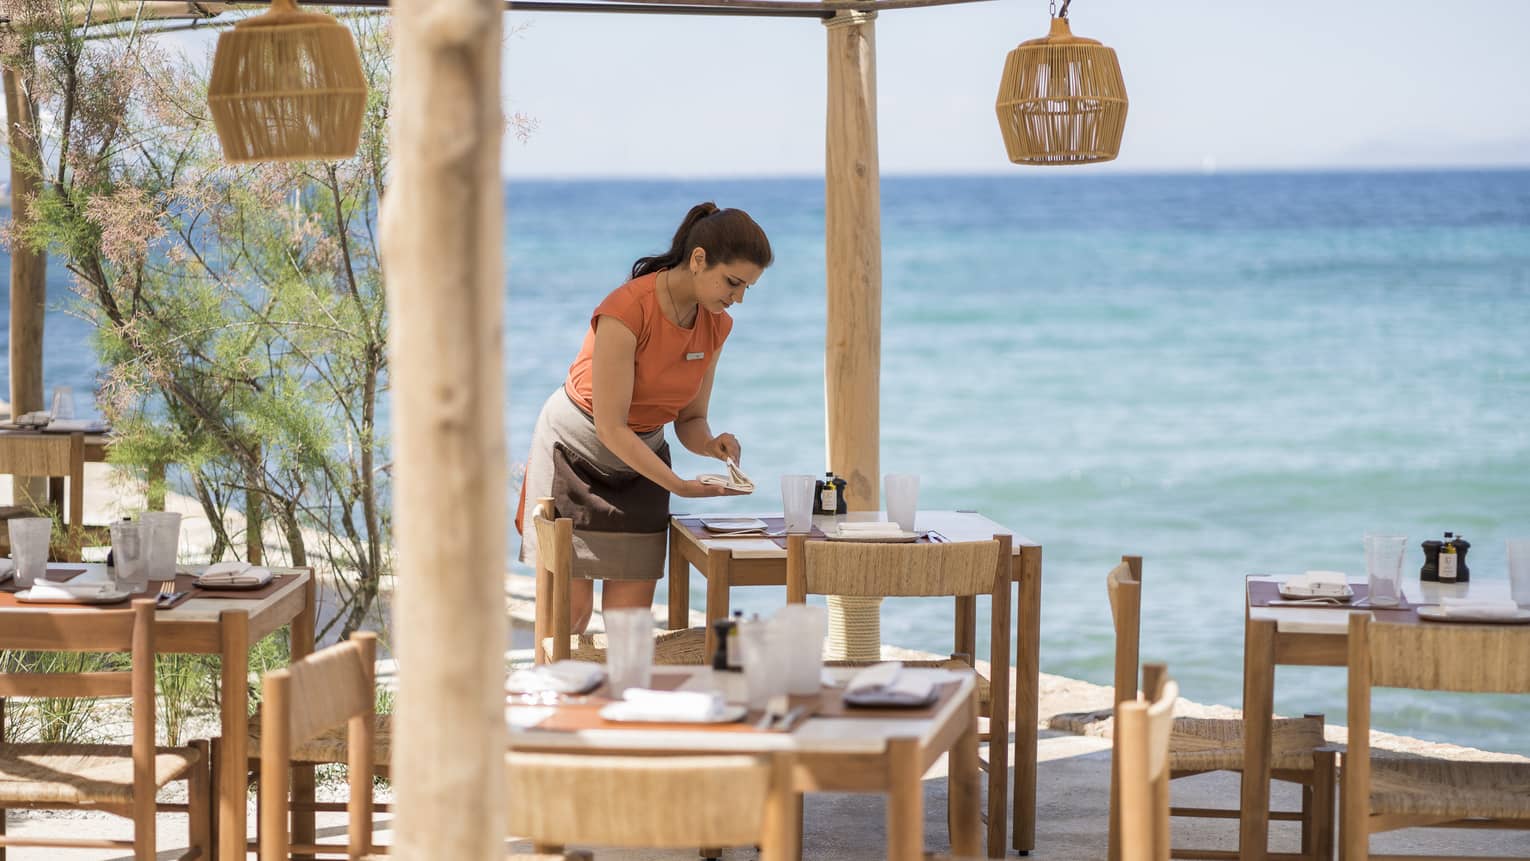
591, 317, 738, 498
674, 352, 740, 464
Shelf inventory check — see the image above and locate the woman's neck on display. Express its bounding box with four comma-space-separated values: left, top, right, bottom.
662, 268, 699, 325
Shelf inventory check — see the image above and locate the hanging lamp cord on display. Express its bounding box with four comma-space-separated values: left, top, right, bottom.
1049, 0, 1070, 18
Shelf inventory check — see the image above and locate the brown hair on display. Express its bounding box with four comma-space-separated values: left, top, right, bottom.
630, 202, 773, 280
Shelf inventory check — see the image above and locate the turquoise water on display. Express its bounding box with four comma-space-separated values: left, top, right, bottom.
7, 169, 1530, 754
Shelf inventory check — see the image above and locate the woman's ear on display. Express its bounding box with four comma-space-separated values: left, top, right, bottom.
690, 246, 708, 273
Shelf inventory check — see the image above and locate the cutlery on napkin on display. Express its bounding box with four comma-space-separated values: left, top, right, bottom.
844, 661, 937, 707
197, 561, 273, 587
1436, 597, 1523, 621
505, 661, 605, 695
1280, 570, 1351, 598
615, 688, 729, 722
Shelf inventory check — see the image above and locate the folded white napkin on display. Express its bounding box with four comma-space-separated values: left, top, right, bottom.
197, 562, 273, 587
505, 661, 606, 695
24, 581, 116, 601
46, 419, 108, 433
697, 458, 755, 493
1281, 570, 1351, 597
616, 688, 728, 722
845, 661, 936, 706
833, 521, 907, 539
1438, 597, 1523, 621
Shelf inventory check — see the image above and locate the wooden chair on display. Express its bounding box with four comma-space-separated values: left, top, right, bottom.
786, 531, 1012, 857
1102, 556, 1336, 861
0, 599, 210, 861
530, 497, 707, 665
254, 631, 380, 861
505, 750, 796, 860
1117, 662, 1179, 861
1341, 614, 1530, 860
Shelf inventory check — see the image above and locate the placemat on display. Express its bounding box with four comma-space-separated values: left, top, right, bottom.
0, 568, 88, 594
184, 571, 300, 600
0, 581, 192, 609
675, 516, 826, 545
814, 680, 963, 719
1248, 579, 1421, 612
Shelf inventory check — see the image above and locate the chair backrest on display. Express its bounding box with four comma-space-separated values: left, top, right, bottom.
1116, 667, 1177, 861
1106, 556, 1143, 707
0, 600, 158, 837
530, 496, 573, 664
505, 750, 794, 858
259, 632, 378, 861
786, 533, 1007, 600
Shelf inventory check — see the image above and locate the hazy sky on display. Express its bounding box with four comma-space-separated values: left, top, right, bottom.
501, 0, 1530, 176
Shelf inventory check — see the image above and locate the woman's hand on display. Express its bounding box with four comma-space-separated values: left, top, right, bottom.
704, 432, 742, 464
673, 479, 750, 498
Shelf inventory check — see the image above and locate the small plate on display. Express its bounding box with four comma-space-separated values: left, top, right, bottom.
1416, 605, 1530, 624
597, 702, 748, 724
825, 529, 919, 543
16, 587, 132, 605
699, 517, 769, 533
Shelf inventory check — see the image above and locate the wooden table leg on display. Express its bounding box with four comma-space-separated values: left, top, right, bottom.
668, 522, 690, 631
703, 548, 731, 660
1240, 617, 1276, 861
887, 738, 923, 861
1012, 544, 1042, 854
290, 577, 318, 860
948, 694, 982, 858
218, 610, 249, 861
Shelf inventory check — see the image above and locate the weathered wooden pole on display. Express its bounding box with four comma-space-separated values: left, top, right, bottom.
4, 65, 47, 427
382, 2, 507, 859
823, 9, 883, 661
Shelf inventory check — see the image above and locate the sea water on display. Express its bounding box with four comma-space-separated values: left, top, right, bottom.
7, 170, 1530, 754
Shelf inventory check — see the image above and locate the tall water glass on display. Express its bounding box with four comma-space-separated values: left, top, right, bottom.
775, 603, 828, 695
140, 511, 182, 582
780, 474, 816, 534
7, 517, 51, 588
738, 618, 788, 710
110, 521, 149, 592
1363, 533, 1407, 608
49, 385, 75, 422
603, 608, 654, 697
1507, 539, 1530, 608
884, 474, 920, 532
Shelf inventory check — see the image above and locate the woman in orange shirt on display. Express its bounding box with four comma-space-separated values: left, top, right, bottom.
519, 202, 772, 632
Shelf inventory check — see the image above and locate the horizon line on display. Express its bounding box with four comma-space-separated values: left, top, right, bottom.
500, 163, 1530, 183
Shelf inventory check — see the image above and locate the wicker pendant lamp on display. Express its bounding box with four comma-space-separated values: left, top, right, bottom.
995, 0, 1127, 166
207, 0, 367, 163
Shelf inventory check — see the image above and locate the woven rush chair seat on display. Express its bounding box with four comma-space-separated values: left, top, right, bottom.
0, 742, 202, 805
1369, 755, 1530, 820
544, 625, 708, 666
1050, 711, 1322, 772
247, 710, 391, 766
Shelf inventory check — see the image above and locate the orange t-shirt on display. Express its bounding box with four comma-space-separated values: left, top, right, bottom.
564, 272, 733, 433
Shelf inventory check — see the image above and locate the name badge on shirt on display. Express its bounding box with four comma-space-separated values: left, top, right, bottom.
685, 351, 706, 361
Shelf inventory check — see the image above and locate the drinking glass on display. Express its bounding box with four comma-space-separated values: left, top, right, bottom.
49, 385, 75, 422
884, 473, 920, 533
738, 618, 788, 710
603, 608, 654, 697
1507, 539, 1530, 608
7, 517, 52, 588
1363, 533, 1407, 608
139, 511, 182, 582
110, 520, 149, 592
775, 603, 828, 695
780, 474, 816, 534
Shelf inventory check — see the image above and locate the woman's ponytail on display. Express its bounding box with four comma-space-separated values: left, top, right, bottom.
630, 201, 771, 280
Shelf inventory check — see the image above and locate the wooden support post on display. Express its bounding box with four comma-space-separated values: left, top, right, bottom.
823, 8, 884, 662
4, 64, 48, 508
383, 2, 508, 859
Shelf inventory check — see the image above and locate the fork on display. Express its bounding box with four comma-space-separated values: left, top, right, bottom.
156, 580, 178, 607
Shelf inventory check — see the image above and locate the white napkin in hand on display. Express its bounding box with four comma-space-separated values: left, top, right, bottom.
616, 688, 728, 722
506, 661, 605, 695
24, 581, 116, 601
1281, 570, 1351, 597
1438, 597, 1523, 621
697, 458, 755, 493
845, 661, 936, 706
197, 562, 273, 587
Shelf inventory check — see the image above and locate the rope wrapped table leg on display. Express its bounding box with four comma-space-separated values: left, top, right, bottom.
826, 595, 882, 662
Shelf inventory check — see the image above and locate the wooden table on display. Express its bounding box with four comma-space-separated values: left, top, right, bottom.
1240, 574, 1512, 860
667, 509, 1043, 854
0, 561, 317, 861
508, 665, 982, 861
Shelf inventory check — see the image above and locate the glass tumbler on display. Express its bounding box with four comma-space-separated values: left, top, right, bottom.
110, 521, 149, 592
1363, 533, 1407, 608
603, 608, 655, 697
1507, 539, 1530, 608
780, 474, 816, 534
139, 511, 182, 582
7, 517, 52, 588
